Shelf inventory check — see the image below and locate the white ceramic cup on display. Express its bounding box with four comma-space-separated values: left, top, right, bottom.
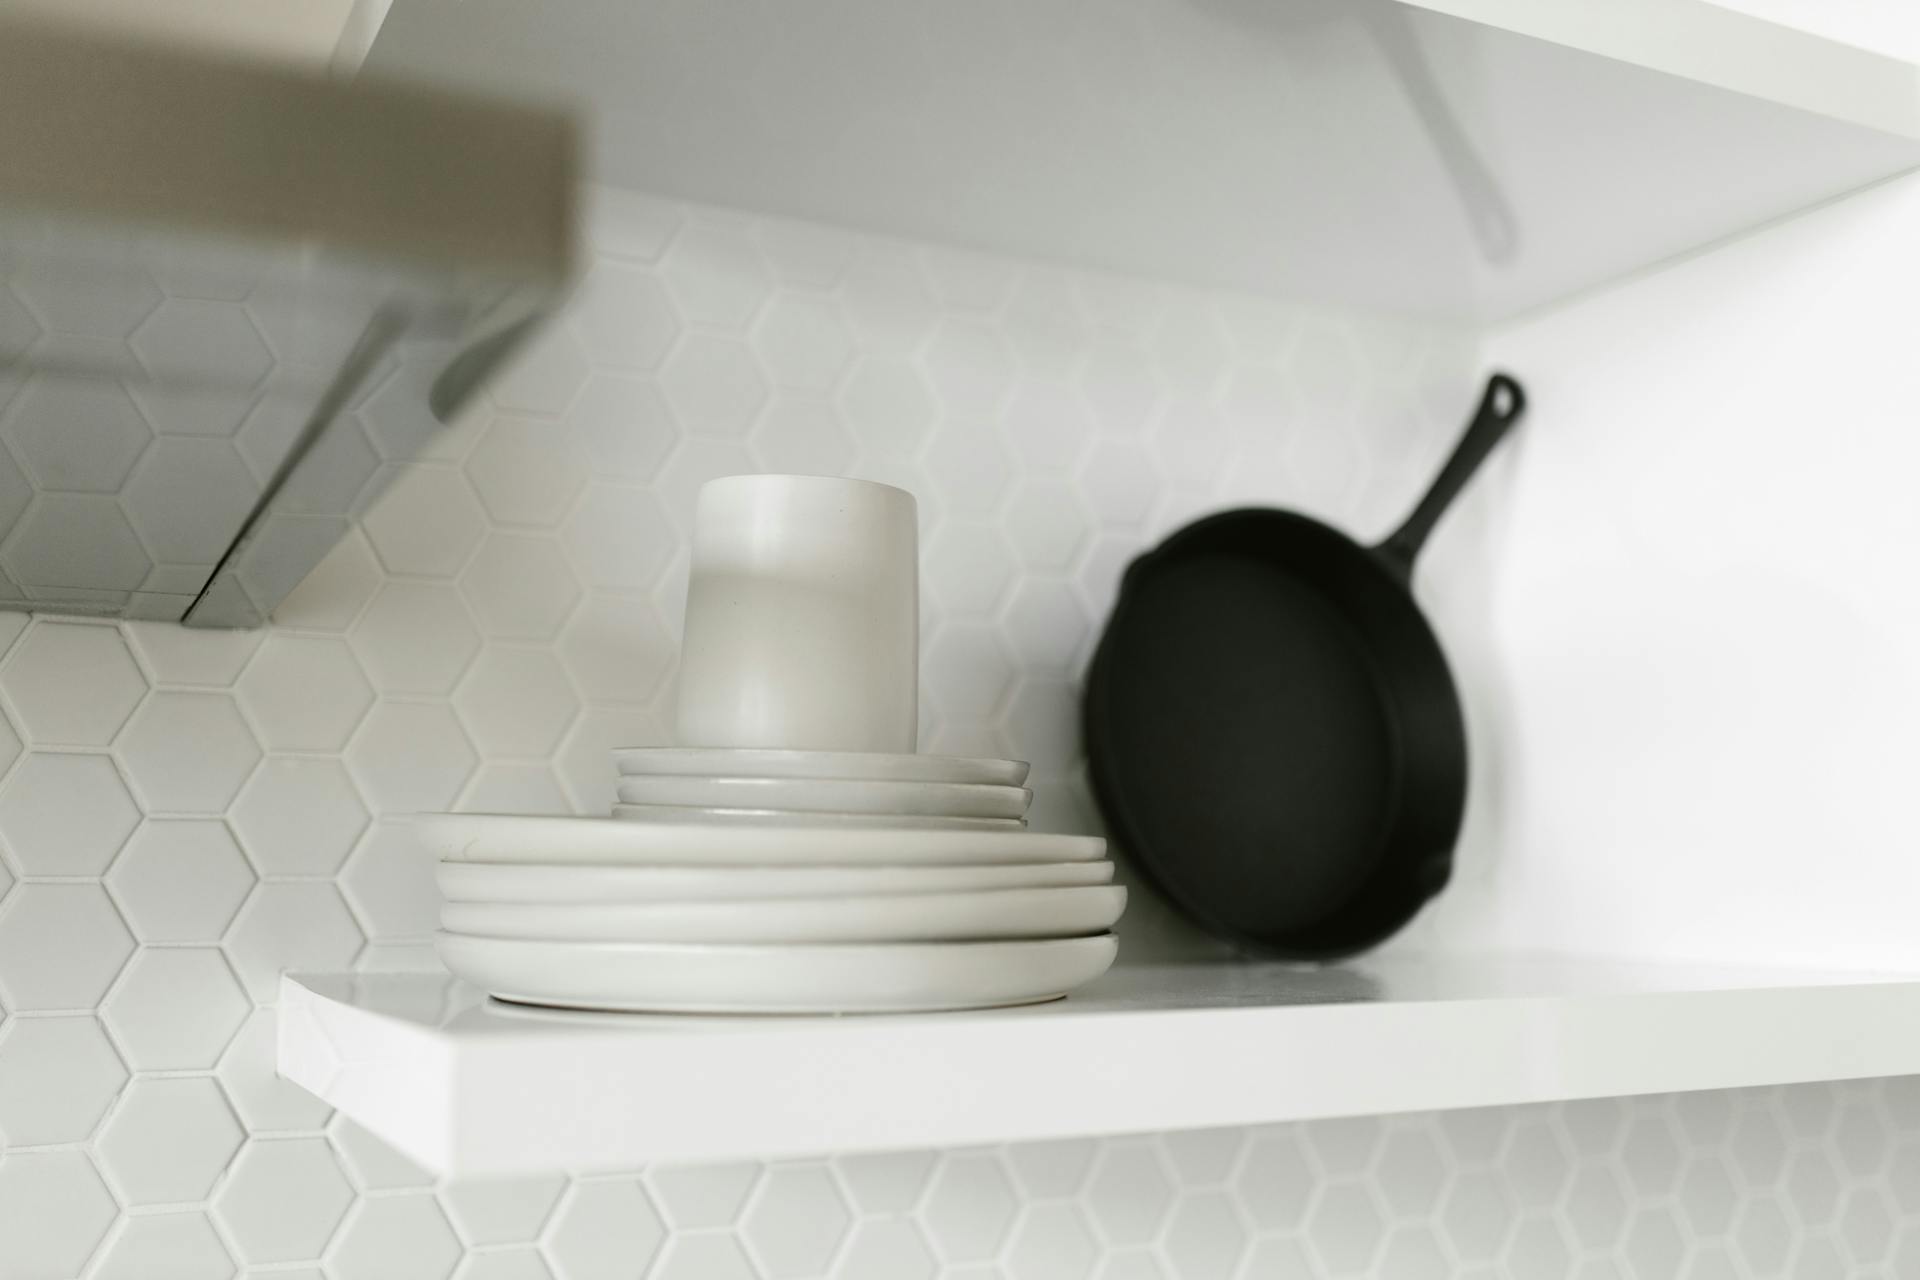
675, 475, 918, 752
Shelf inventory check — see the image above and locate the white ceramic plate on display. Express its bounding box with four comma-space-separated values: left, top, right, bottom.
436, 859, 1116, 904
610, 804, 1022, 831
435, 932, 1119, 1013
613, 747, 1029, 787
614, 775, 1031, 819
441, 885, 1126, 944
415, 814, 1105, 867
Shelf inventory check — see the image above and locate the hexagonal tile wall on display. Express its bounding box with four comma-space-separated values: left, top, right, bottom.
0, 189, 1908, 1280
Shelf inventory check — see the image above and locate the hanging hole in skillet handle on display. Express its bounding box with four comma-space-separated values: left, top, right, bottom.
1373, 372, 1527, 579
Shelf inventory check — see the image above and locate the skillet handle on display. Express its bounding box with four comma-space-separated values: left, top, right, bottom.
1374, 372, 1526, 576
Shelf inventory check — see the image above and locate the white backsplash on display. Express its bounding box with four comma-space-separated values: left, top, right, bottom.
0, 185, 1908, 1278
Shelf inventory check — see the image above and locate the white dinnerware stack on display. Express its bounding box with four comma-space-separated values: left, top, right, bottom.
421, 475, 1122, 1014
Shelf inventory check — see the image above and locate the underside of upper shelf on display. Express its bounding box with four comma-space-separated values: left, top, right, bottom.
362, 0, 1920, 321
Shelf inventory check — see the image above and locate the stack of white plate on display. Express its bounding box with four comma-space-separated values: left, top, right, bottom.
610, 746, 1031, 830
419, 475, 1124, 1014
417, 773, 1123, 1014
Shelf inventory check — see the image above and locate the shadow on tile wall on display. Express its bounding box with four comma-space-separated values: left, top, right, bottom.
7, 189, 1891, 1278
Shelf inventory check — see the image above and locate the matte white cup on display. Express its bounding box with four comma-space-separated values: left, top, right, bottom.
675, 475, 918, 753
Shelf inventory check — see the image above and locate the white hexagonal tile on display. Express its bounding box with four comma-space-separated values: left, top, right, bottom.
925, 318, 1016, 418
219, 1007, 334, 1133
742, 1165, 850, 1278
1678, 1156, 1739, 1238
340, 821, 441, 942
656, 435, 757, 532
755, 220, 858, 288
4, 375, 152, 492
1009, 1203, 1099, 1280
108, 820, 254, 942
922, 524, 1018, 621
840, 357, 935, 459
442, 1176, 567, 1246
1009, 1139, 1097, 1200
1164, 1128, 1245, 1187
97, 1075, 244, 1204
754, 296, 855, 393
0, 752, 139, 874
224, 882, 363, 1001
460, 533, 582, 641
1564, 1166, 1631, 1253
1159, 1189, 1251, 1280
102, 946, 248, 1069
564, 374, 679, 482
922, 1153, 1017, 1263
1000, 580, 1091, 675
332, 1193, 462, 1280
235, 634, 374, 753
660, 334, 770, 438
122, 437, 259, 565
1840, 1188, 1895, 1266
582, 186, 682, 262
333, 1119, 436, 1191
1005, 480, 1092, 571
650, 1235, 756, 1280
662, 222, 773, 331
1003, 381, 1095, 475
346, 702, 478, 815
1625, 1206, 1686, 1280
271, 527, 382, 631
492, 323, 591, 416
1077, 336, 1162, 435
1373, 1127, 1449, 1220
0, 1150, 118, 1279
352, 581, 483, 695
118, 691, 260, 812
571, 263, 681, 372
841, 247, 938, 353
92, 1210, 235, 1280
646, 1164, 760, 1230
999, 678, 1081, 777
454, 647, 580, 759
1306, 1182, 1387, 1276
127, 618, 260, 686
0, 882, 134, 1010
1442, 1169, 1518, 1261
230, 757, 369, 876
0, 283, 40, 357
923, 424, 1015, 519
835, 1151, 936, 1215
0, 620, 146, 745
749, 397, 857, 475
13, 259, 160, 338
3, 492, 153, 589
132, 298, 273, 383
1730, 1105, 1790, 1188
837, 1220, 935, 1280
362, 464, 488, 578
924, 623, 1016, 723
1078, 438, 1159, 531
0, 1013, 126, 1145
215, 1137, 354, 1265
456, 761, 571, 815
1784, 1148, 1843, 1227
1152, 396, 1231, 495
467, 414, 589, 529
1834, 1100, 1888, 1177
562, 485, 675, 592
548, 1179, 665, 1280
1086, 1144, 1175, 1246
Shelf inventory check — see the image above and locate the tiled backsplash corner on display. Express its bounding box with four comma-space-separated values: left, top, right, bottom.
0, 187, 1894, 1278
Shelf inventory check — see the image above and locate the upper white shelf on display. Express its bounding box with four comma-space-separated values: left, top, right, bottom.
281, 954, 1920, 1176
358, 0, 1920, 320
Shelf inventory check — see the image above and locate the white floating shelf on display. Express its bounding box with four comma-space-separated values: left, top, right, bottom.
280, 955, 1920, 1176
359, 0, 1920, 319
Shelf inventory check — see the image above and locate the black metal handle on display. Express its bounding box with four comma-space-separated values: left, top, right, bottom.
1374, 372, 1525, 575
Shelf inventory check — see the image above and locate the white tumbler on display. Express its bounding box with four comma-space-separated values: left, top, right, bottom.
675, 475, 919, 753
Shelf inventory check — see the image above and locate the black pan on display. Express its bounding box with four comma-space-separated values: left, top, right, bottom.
1083, 373, 1525, 959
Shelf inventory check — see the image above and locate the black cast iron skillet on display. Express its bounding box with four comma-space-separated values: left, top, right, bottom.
1083, 373, 1525, 959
